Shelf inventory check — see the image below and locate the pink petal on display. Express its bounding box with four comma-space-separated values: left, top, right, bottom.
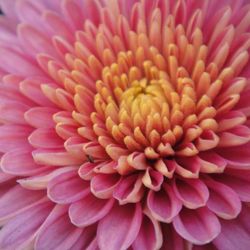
0, 200, 53, 250
132, 212, 163, 250
32, 149, 83, 166
113, 174, 144, 204
142, 167, 164, 191
147, 183, 182, 223
86, 238, 99, 250
105, 144, 129, 161
41, 0, 61, 11
173, 207, 221, 245
83, 141, 108, 160
0, 101, 29, 124
81, 0, 102, 25
215, 169, 250, 202
0, 169, 14, 183
35, 205, 82, 250
0, 75, 31, 105
195, 130, 219, 151
218, 125, 250, 147
97, 203, 142, 250
127, 152, 148, 170
204, 177, 242, 219
170, 158, 199, 178
213, 205, 250, 250
24, 107, 58, 128
70, 225, 97, 250
61, 0, 84, 30
69, 193, 114, 227
173, 178, 209, 209
198, 152, 227, 173
161, 224, 189, 250
217, 111, 247, 132
20, 78, 56, 107
53, 36, 74, 57
18, 23, 58, 58
17, 166, 77, 190
48, 169, 90, 204
90, 173, 120, 199
0, 46, 43, 76
0, 185, 45, 223
93, 161, 117, 174
15, 0, 46, 25
192, 243, 216, 250
56, 123, 78, 140
0, 124, 32, 153
78, 162, 96, 181
43, 10, 74, 42
1, 149, 51, 176
0, 181, 15, 197
154, 159, 175, 178
0, 17, 18, 46
0, 0, 19, 21
217, 142, 250, 168
28, 128, 64, 149
64, 136, 86, 159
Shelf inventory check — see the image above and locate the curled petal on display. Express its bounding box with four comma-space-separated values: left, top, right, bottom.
217, 111, 247, 132
114, 174, 144, 204
154, 159, 175, 178
64, 136, 85, 159
176, 157, 201, 178
105, 144, 129, 161
218, 125, 250, 147
142, 167, 164, 191
116, 155, 135, 175
198, 152, 227, 173
195, 130, 219, 151
147, 183, 182, 223
91, 173, 120, 199
127, 152, 148, 170
83, 141, 108, 160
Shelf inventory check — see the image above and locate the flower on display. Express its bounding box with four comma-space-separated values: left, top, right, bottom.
0, 0, 249, 249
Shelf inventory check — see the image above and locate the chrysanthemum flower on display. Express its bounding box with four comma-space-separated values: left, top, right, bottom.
0, 0, 250, 249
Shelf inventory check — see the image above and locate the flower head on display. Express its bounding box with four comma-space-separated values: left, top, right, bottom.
0, 0, 250, 249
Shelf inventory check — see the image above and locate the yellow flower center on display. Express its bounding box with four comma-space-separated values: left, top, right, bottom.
92, 45, 220, 163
